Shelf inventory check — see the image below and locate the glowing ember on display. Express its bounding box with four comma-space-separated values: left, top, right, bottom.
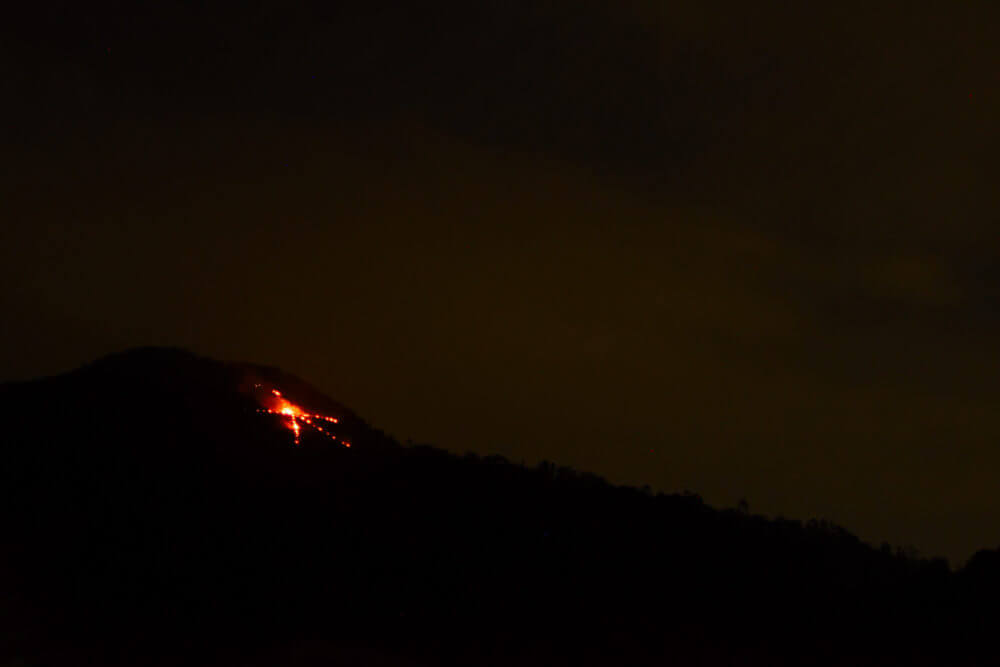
256, 387, 345, 447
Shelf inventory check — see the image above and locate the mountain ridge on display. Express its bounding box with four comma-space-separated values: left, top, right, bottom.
1, 347, 997, 665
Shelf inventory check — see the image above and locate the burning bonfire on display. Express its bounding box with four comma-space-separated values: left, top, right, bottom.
255, 386, 349, 447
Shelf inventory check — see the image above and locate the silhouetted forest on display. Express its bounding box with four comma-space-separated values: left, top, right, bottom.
2, 348, 999, 665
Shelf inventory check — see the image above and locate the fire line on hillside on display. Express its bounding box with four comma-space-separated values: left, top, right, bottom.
255, 386, 349, 448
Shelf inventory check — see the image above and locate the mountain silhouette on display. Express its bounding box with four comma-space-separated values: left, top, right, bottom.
1, 348, 997, 665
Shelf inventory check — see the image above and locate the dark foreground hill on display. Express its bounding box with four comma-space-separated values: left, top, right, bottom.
1, 348, 998, 666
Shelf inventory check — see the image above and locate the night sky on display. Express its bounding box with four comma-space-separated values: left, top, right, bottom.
3, 1, 999, 565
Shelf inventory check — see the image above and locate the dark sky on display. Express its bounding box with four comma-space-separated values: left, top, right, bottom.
3, 1, 999, 565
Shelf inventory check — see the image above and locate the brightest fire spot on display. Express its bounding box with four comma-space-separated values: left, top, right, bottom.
255, 386, 346, 447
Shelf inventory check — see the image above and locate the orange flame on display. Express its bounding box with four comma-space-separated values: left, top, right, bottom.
256, 386, 344, 447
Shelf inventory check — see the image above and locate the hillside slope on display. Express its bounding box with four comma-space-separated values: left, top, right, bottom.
0, 348, 996, 665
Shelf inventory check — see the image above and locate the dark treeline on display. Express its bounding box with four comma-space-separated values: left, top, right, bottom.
1, 348, 998, 665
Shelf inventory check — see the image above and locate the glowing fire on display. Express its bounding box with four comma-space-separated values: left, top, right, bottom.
256, 387, 350, 448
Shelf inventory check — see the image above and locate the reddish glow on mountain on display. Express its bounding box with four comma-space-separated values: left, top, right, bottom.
256, 387, 343, 447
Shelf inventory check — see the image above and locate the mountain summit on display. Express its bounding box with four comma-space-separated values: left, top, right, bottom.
0, 349, 996, 666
